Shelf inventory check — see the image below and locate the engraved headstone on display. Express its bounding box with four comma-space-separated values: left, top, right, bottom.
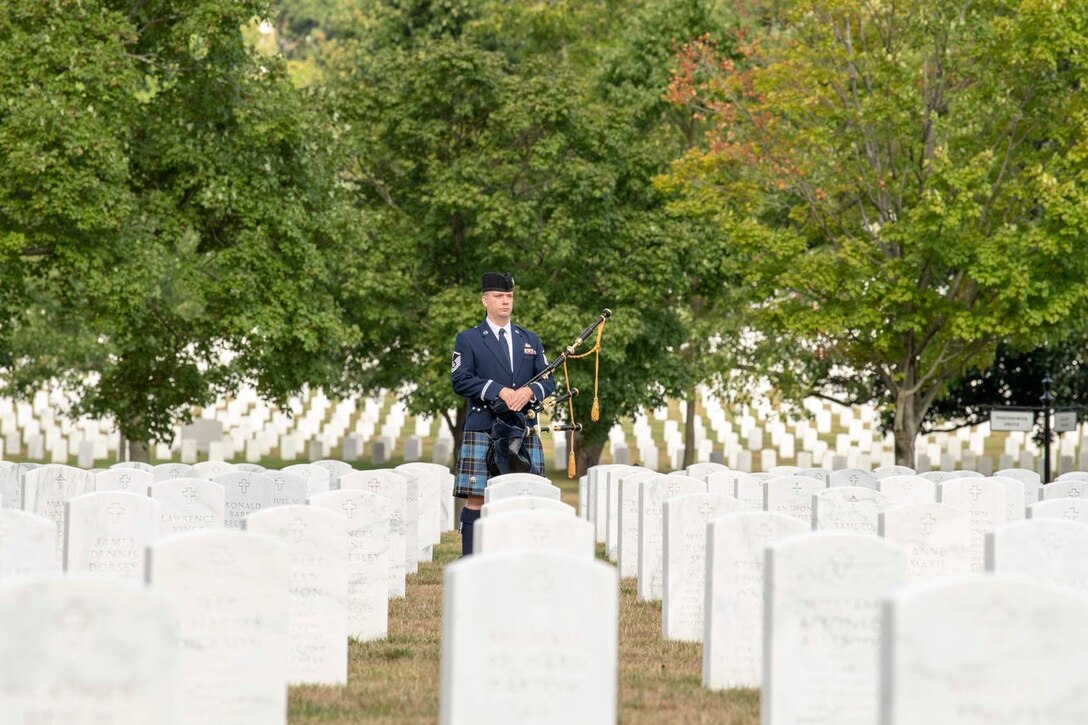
146, 530, 289, 725
474, 510, 594, 557
882, 575, 1088, 724
94, 467, 154, 494
938, 478, 1008, 571
879, 502, 972, 582
617, 469, 657, 577
702, 512, 806, 689
0, 461, 38, 509
828, 468, 878, 489
765, 475, 826, 524
986, 519, 1088, 592
812, 486, 889, 535
312, 459, 353, 490
64, 491, 161, 580
150, 478, 226, 535
637, 475, 704, 601
310, 490, 391, 640
0, 510, 60, 580
662, 493, 747, 641
193, 460, 235, 478
877, 475, 936, 506
874, 465, 915, 479
990, 475, 1026, 522
341, 469, 408, 597
151, 463, 199, 482
397, 462, 443, 554
266, 470, 308, 507
734, 472, 773, 510
1043, 479, 1088, 500
214, 471, 276, 530
763, 532, 906, 725
1029, 496, 1088, 523
480, 496, 576, 518
0, 576, 178, 724
440, 551, 618, 725
22, 464, 96, 563
283, 463, 332, 497
686, 462, 730, 483
110, 461, 153, 472
706, 469, 742, 497
484, 474, 558, 501
245, 506, 349, 685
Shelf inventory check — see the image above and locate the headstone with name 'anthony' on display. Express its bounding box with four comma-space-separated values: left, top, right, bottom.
309, 490, 391, 641
765, 475, 826, 525
882, 575, 1088, 724
662, 493, 748, 641
245, 506, 349, 685
440, 551, 618, 725
0, 510, 60, 580
340, 469, 408, 598
94, 467, 154, 494
763, 532, 906, 725
0, 576, 179, 725
703, 511, 807, 690
150, 478, 225, 535
879, 503, 972, 582
64, 491, 161, 580
146, 530, 289, 725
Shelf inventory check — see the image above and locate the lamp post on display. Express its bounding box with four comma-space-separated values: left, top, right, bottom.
1041, 373, 1054, 484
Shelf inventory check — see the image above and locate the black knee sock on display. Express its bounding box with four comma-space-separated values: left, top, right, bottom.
460, 507, 482, 557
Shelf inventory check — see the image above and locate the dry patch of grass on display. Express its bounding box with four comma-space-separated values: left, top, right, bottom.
290, 476, 759, 724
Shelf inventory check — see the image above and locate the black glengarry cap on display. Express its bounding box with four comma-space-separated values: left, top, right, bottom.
481, 272, 514, 292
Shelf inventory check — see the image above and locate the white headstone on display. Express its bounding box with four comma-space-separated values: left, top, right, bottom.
662, 493, 747, 641
938, 478, 1008, 571
764, 475, 826, 524
0, 576, 178, 724
64, 491, 161, 580
878, 502, 972, 582
1029, 496, 1088, 523
637, 475, 704, 601
0, 462, 37, 509
94, 467, 154, 494
986, 519, 1088, 591
214, 471, 276, 530
150, 478, 226, 535
1043, 479, 1088, 500
22, 464, 96, 563
734, 472, 772, 510
828, 468, 877, 489
617, 469, 656, 578
0, 510, 60, 580
484, 475, 559, 502
440, 551, 618, 725
877, 475, 937, 506
312, 459, 353, 490
244, 506, 349, 685
309, 490, 391, 640
763, 532, 906, 725
474, 510, 594, 558
481, 496, 575, 518
151, 463, 199, 482
882, 575, 1088, 724
283, 463, 332, 497
266, 470, 309, 507
341, 469, 408, 597
702, 512, 807, 690
812, 486, 889, 535
874, 465, 915, 479
146, 530, 289, 725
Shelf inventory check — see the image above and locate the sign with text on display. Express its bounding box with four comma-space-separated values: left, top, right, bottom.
990, 410, 1035, 432
1055, 411, 1078, 433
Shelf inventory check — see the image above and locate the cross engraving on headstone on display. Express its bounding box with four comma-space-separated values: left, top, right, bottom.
58, 601, 92, 646
828, 549, 853, 578
238, 480, 251, 494
792, 482, 803, 494
668, 481, 682, 495
753, 522, 776, 540
848, 473, 859, 485
341, 499, 357, 519
289, 517, 307, 543
368, 479, 381, 495
169, 468, 180, 478
209, 548, 236, 574
274, 477, 285, 492
529, 523, 549, 545
1066, 505, 1081, 521
119, 474, 131, 489
1070, 488, 1082, 499
106, 503, 125, 524
968, 484, 983, 502
182, 486, 196, 505
919, 513, 937, 536
698, 501, 715, 518
1040, 532, 1063, 561
902, 481, 914, 494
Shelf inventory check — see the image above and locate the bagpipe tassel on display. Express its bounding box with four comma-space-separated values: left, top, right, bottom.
568, 447, 577, 479
590, 395, 600, 422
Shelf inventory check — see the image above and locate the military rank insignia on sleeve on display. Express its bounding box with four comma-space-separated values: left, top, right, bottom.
451, 351, 462, 372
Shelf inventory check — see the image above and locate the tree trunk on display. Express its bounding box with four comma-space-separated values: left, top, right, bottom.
682, 384, 696, 468
893, 386, 921, 467
127, 439, 150, 464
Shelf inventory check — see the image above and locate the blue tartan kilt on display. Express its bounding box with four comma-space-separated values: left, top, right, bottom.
454, 430, 545, 498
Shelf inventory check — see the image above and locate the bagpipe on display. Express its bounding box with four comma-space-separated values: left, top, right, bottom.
486, 309, 611, 478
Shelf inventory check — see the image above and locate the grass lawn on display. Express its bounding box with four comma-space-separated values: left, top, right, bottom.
288, 475, 760, 724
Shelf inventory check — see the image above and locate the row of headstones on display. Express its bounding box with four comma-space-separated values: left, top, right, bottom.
576, 462, 1088, 723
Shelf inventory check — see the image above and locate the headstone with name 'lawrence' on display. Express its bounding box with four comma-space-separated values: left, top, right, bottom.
763, 532, 906, 725
662, 493, 747, 641
94, 467, 154, 494
214, 472, 276, 530
702, 512, 806, 690
64, 491, 161, 580
341, 469, 408, 597
245, 505, 349, 685
938, 478, 1007, 572
0, 510, 60, 580
146, 530, 289, 725
986, 519, 1088, 592
308, 490, 391, 640
0, 576, 179, 724
440, 551, 618, 725
150, 478, 225, 535
879, 503, 972, 582
22, 464, 95, 564
882, 575, 1088, 724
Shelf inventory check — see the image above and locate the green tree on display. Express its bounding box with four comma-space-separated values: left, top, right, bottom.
0, 0, 358, 459
657, 0, 1088, 464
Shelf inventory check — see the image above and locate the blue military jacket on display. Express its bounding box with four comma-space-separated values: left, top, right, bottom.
451, 320, 556, 432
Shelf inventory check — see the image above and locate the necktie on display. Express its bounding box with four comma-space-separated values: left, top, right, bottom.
499, 328, 513, 373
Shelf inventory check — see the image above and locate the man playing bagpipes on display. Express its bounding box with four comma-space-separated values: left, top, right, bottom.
451, 272, 554, 556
